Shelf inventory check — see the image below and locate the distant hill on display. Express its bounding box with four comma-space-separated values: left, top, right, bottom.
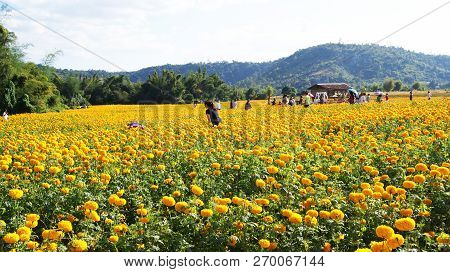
57, 43, 450, 90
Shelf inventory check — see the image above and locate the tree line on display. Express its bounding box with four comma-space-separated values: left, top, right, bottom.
0, 23, 436, 115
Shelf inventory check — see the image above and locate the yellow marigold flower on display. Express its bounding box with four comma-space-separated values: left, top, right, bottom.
415, 163, 428, 171
0, 220, 6, 231
288, 213, 302, 224
250, 205, 263, 214
8, 189, 24, 200
27, 241, 39, 250
200, 209, 213, 217
211, 163, 221, 169
25, 220, 39, 229
57, 220, 73, 232
113, 224, 128, 236
406, 167, 415, 173
387, 234, 405, 249
355, 248, 372, 252
436, 233, 450, 244
258, 239, 270, 249
175, 202, 189, 213
329, 165, 341, 172
319, 211, 330, 219
330, 209, 344, 220
70, 239, 88, 252
188, 171, 197, 178
413, 174, 426, 184
281, 209, 293, 217
49, 166, 61, 175
189, 185, 203, 196
65, 175, 76, 182
400, 208, 413, 217
262, 215, 273, 223
437, 167, 449, 175
215, 204, 229, 214
301, 177, 312, 186
234, 221, 245, 230
296, 164, 304, 171
84, 201, 99, 211
267, 194, 279, 202
403, 180, 416, 189
267, 165, 279, 174
429, 170, 441, 177
370, 241, 391, 252
161, 196, 176, 207
156, 164, 165, 171
3, 233, 20, 244
306, 210, 319, 217
395, 217, 416, 231
26, 214, 40, 222
376, 225, 395, 239
172, 190, 181, 197
255, 179, 266, 188
136, 208, 148, 216
109, 235, 119, 243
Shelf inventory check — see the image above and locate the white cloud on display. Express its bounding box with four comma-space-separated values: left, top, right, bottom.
2, 0, 449, 71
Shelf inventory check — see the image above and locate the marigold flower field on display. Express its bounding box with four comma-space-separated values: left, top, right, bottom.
0, 98, 449, 252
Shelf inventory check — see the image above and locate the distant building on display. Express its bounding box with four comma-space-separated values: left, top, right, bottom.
307, 83, 349, 98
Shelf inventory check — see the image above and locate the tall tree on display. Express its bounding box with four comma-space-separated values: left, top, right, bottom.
264, 85, 275, 104
382, 78, 394, 92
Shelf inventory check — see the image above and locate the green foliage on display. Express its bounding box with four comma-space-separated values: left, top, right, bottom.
62, 44, 447, 91
382, 78, 394, 92
393, 80, 403, 91
245, 87, 258, 100
412, 82, 427, 91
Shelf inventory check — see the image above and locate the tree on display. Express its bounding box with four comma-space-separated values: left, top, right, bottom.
264, 85, 275, 104
14, 94, 34, 113
393, 80, 402, 91
282, 86, 296, 96
382, 78, 394, 92
412, 82, 426, 91
0, 80, 15, 111
245, 88, 257, 100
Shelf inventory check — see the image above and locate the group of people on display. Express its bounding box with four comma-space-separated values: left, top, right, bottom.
271, 94, 314, 107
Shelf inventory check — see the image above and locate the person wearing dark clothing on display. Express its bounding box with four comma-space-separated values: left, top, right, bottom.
348, 93, 355, 104
272, 98, 276, 105
245, 99, 252, 110
205, 101, 221, 126
409, 91, 413, 101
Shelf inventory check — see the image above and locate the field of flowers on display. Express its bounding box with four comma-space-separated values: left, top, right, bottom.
0, 98, 449, 252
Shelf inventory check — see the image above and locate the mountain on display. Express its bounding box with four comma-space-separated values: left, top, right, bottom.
57, 43, 450, 89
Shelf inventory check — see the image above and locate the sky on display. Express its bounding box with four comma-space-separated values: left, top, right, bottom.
1, 0, 449, 71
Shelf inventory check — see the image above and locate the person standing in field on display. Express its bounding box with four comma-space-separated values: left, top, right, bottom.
385, 93, 389, 102
348, 92, 355, 104
409, 90, 413, 101
376, 94, 382, 103
205, 101, 221, 127
366, 93, 371, 102
215, 100, 222, 110
304, 93, 312, 108
230, 100, 237, 109
245, 99, 252, 110
2, 110, 8, 122
427, 90, 431, 100
271, 98, 276, 105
